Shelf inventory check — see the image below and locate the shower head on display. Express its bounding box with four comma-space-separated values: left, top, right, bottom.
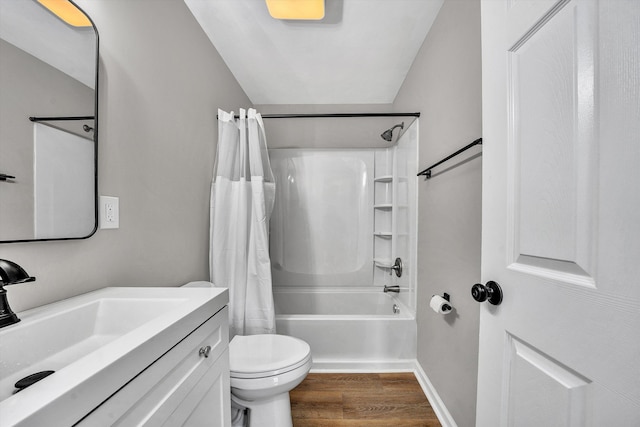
380, 122, 404, 142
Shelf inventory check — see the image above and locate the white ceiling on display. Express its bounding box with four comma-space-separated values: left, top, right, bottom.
0, 0, 96, 88
184, 0, 444, 105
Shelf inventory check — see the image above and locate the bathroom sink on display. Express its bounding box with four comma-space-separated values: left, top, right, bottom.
0, 286, 228, 426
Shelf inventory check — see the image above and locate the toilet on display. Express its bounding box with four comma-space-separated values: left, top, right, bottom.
230, 334, 311, 427
182, 282, 311, 427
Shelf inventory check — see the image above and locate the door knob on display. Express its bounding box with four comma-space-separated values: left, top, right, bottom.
471, 281, 503, 305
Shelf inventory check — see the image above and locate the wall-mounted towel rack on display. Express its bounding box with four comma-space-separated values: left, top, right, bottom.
417, 138, 482, 178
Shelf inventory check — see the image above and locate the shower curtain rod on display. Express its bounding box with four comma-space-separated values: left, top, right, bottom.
29, 116, 95, 122
221, 112, 421, 119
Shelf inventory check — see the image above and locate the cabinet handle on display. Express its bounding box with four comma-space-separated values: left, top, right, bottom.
199, 345, 212, 358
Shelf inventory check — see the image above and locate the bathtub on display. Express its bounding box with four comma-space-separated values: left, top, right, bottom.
273, 288, 416, 369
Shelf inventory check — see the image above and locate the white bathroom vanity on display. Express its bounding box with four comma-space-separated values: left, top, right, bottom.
0, 287, 230, 426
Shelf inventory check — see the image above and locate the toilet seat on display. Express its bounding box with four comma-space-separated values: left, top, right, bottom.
229, 334, 311, 379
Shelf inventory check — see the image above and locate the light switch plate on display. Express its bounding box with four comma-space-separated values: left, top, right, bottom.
100, 196, 119, 229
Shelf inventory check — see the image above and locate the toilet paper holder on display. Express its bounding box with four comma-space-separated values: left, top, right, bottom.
441, 293, 452, 311
432, 293, 452, 312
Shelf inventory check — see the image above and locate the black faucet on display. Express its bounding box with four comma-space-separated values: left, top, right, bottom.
0, 259, 36, 328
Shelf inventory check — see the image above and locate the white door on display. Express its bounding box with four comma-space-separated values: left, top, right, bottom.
478, 0, 640, 426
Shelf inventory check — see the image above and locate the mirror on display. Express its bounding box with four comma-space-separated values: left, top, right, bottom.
0, 0, 98, 243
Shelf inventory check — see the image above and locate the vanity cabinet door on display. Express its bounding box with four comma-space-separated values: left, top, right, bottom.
167, 349, 230, 427
78, 306, 230, 426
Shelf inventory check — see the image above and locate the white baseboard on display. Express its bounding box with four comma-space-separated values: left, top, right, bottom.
309, 359, 456, 427
413, 361, 458, 427
310, 359, 416, 372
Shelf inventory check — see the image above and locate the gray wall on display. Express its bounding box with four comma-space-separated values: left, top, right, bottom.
393, 1, 482, 426
0, 0, 250, 312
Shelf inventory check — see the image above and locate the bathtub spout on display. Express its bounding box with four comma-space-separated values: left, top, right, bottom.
383, 285, 400, 293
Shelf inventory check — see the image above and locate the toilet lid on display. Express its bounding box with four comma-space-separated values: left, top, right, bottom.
229, 334, 311, 379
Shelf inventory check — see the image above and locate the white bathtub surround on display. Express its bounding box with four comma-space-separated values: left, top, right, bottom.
211, 108, 276, 336
274, 287, 416, 366
267, 121, 419, 369
390, 120, 419, 311
269, 149, 375, 288
268, 127, 418, 308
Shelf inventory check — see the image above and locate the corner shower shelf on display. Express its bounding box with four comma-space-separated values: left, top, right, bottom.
374, 258, 393, 268
374, 175, 393, 183
373, 204, 393, 210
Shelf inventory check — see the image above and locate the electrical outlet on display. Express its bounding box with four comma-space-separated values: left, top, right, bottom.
100, 196, 119, 229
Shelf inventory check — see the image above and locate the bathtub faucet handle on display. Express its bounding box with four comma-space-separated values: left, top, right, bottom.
390, 258, 403, 277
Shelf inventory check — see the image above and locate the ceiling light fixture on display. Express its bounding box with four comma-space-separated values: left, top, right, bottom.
265, 0, 325, 20
37, 0, 91, 27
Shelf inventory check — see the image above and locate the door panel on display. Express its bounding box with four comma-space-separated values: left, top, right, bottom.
509, 0, 597, 282
504, 334, 590, 427
479, 0, 640, 425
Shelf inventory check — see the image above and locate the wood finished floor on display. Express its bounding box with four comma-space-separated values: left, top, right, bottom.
290, 373, 442, 427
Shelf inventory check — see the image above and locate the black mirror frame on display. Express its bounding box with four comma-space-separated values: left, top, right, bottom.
1, 1, 99, 244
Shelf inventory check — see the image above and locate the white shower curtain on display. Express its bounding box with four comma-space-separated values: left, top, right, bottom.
210, 108, 276, 336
